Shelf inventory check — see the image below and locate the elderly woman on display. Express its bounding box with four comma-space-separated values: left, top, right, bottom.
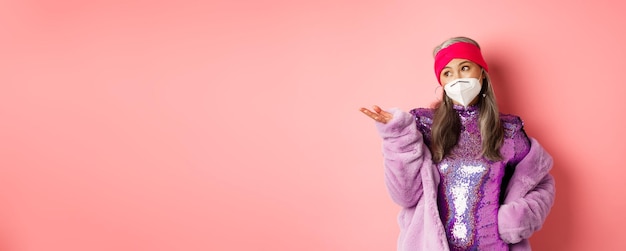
361, 37, 555, 251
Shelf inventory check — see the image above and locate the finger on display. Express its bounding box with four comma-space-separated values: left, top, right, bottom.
373, 105, 382, 114
373, 105, 392, 116
360, 107, 373, 116
380, 109, 392, 117
373, 105, 393, 120
360, 108, 385, 123
360, 108, 378, 120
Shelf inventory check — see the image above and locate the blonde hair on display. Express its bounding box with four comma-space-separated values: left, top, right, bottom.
430, 37, 504, 162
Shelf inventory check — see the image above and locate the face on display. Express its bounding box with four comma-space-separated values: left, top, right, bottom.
439, 58, 483, 86
439, 58, 485, 106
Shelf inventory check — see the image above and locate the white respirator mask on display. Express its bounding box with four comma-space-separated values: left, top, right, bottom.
443, 77, 483, 107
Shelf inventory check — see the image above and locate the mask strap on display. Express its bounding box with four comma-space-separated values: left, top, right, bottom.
480, 69, 487, 98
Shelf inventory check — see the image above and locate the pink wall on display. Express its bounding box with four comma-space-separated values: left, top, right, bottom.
1, 0, 624, 250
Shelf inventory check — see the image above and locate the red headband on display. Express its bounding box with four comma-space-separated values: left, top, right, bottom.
434, 42, 488, 85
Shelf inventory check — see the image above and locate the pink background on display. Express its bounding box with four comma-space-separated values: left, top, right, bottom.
1, 0, 625, 250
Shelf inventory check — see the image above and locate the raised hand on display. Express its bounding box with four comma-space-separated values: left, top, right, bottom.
360, 105, 393, 124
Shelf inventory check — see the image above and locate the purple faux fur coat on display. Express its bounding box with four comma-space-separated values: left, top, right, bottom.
376, 108, 555, 251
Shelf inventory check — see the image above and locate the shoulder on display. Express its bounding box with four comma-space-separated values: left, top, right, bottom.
500, 113, 524, 129
500, 113, 525, 138
410, 107, 435, 120
410, 108, 435, 125
409, 108, 435, 143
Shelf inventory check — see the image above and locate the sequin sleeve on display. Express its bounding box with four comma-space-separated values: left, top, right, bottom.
375, 108, 434, 208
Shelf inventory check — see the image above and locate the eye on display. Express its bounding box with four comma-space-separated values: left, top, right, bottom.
442, 71, 451, 77
461, 65, 470, 71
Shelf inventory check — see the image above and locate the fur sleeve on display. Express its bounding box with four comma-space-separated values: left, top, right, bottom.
376, 108, 433, 208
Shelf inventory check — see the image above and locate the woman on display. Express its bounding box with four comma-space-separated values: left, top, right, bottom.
360, 37, 555, 251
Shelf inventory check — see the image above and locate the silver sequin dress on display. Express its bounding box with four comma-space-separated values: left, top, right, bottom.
411, 104, 531, 251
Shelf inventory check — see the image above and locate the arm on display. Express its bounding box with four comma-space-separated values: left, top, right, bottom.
498, 138, 556, 244
375, 108, 433, 208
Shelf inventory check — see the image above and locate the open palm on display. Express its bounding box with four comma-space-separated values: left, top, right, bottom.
360, 105, 393, 124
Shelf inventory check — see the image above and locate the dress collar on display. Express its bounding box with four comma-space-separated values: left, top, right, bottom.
453, 103, 479, 112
